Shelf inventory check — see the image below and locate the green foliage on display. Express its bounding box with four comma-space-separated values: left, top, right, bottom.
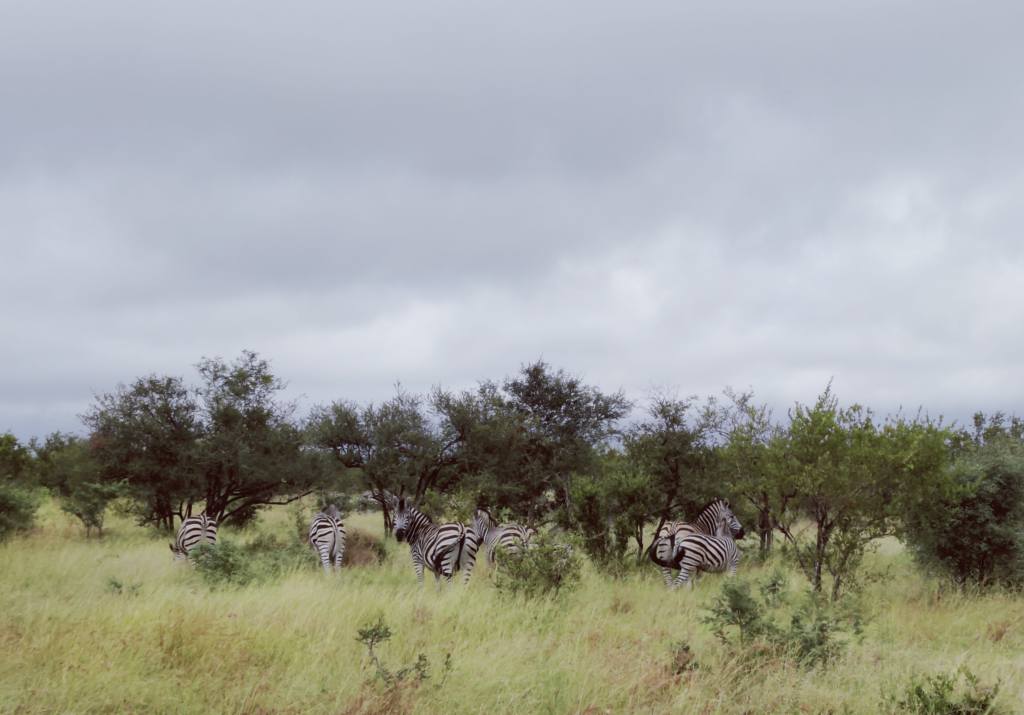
768, 384, 956, 599
702, 580, 778, 645
355, 614, 441, 686
0, 481, 39, 542
701, 574, 863, 668
667, 640, 700, 673
106, 576, 141, 596
82, 351, 344, 531
190, 540, 257, 588
904, 439, 1024, 588
893, 666, 1002, 714
624, 390, 723, 546
492, 531, 582, 599
0, 433, 40, 542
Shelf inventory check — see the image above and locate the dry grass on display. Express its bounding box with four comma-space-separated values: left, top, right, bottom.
0, 498, 1021, 714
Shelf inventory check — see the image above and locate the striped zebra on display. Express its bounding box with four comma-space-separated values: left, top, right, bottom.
472, 508, 535, 564
651, 499, 744, 588
309, 504, 347, 571
169, 514, 218, 561
393, 497, 480, 587
649, 533, 741, 588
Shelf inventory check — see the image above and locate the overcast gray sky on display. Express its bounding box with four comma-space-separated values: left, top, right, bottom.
3, 0, 1023, 440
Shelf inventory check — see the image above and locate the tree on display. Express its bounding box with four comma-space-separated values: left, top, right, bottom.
498, 360, 631, 528
0, 433, 39, 542
623, 389, 723, 555
769, 385, 955, 599
193, 352, 342, 525
903, 415, 1024, 588
714, 389, 790, 553
34, 432, 119, 537
81, 374, 201, 530
307, 386, 465, 534
82, 352, 340, 529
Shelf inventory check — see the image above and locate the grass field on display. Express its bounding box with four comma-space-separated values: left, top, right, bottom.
1, 498, 1021, 714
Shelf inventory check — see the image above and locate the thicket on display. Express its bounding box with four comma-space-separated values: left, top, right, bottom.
10, 352, 1024, 605
904, 415, 1024, 589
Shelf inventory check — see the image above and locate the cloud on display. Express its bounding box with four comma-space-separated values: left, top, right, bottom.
2, 0, 1024, 439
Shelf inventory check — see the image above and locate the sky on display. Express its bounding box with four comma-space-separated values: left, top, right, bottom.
3, 1, 1023, 441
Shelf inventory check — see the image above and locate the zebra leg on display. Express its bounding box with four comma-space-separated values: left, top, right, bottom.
317, 544, 333, 571
662, 567, 674, 588
460, 538, 479, 585
413, 559, 425, 586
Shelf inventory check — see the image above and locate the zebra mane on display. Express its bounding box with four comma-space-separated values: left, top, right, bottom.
397, 497, 432, 522
474, 508, 497, 527
695, 498, 729, 517
324, 503, 341, 521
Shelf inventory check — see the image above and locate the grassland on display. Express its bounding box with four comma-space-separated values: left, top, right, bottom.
1, 499, 1021, 714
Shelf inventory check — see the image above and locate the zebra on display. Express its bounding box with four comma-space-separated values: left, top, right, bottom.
650, 499, 744, 588
649, 533, 741, 588
309, 503, 347, 571
472, 508, 535, 564
393, 497, 480, 587
169, 514, 218, 561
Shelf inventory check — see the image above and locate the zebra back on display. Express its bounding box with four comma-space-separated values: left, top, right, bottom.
395, 498, 479, 585
170, 514, 218, 561
670, 534, 741, 586
310, 508, 347, 571
472, 508, 535, 563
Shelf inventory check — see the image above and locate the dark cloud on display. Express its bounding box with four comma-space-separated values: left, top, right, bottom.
3, 0, 1024, 439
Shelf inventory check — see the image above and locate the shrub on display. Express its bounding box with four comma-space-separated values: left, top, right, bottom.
191, 539, 257, 587
701, 574, 863, 668
492, 531, 581, 599
903, 441, 1024, 588
0, 481, 38, 542
893, 665, 1002, 714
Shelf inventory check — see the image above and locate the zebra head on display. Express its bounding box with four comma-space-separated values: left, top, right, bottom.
393, 497, 411, 542
472, 508, 496, 538
719, 501, 745, 540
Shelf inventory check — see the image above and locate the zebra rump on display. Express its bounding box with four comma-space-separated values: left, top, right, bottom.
472, 508, 535, 564
169, 514, 218, 561
309, 503, 347, 571
394, 497, 480, 587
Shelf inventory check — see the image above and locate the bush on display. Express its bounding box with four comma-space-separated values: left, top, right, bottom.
700, 573, 864, 668
191, 540, 257, 587
904, 441, 1024, 588
0, 481, 38, 542
492, 531, 581, 599
892, 665, 1002, 714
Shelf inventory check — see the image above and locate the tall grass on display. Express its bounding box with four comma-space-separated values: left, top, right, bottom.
1, 499, 1021, 714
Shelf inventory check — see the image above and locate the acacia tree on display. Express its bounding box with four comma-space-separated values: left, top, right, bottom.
623, 390, 722, 555
81, 375, 201, 530
83, 352, 338, 529
194, 352, 337, 525
307, 386, 469, 534
713, 389, 791, 553
770, 385, 955, 599
492, 361, 631, 528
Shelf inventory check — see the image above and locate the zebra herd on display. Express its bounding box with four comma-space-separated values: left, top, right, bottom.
170, 493, 747, 590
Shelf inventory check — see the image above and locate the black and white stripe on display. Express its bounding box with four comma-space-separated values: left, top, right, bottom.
309, 504, 347, 571
650, 533, 741, 587
393, 497, 480, 586
169, 514, 218, 561
472, 508, 535, 564
652, 499, 744, 588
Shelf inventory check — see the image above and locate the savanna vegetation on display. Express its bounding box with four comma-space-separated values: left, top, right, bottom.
2, 352, 1023, 713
